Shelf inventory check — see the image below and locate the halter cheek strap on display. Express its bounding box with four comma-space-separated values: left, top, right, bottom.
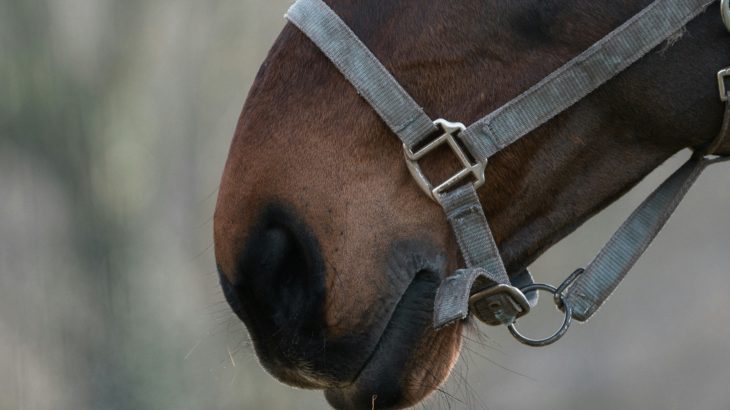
287, 0, 730, 346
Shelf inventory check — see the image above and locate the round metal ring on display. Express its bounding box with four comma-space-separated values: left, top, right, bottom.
507, 283, 572, 347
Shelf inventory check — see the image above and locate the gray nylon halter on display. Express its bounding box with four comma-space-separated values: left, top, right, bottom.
287, 0, 730, 346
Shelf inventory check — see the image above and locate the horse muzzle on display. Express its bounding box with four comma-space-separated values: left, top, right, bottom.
215, 202, 462, 408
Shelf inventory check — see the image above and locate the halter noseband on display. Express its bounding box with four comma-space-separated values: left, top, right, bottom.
287, 0, 730, 346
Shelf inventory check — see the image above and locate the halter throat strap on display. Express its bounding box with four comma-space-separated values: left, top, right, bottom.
287, 0, 729, 346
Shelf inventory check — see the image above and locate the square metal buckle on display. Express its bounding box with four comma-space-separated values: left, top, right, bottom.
468, 284, 531, 326
719, 68, 729, 102
403, 119, 487, 202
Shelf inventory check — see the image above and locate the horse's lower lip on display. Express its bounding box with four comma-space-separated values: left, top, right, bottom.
324, 271, 441, 409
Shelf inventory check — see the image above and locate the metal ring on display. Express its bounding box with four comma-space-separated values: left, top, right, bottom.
722, 0, 730, 32
507, 283, 572, 347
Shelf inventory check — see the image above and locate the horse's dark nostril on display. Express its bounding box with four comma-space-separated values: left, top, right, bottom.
257, 226, 301, 292
220, 204, 327, 381
253, 223, 319, 321
260, 227, 295, 277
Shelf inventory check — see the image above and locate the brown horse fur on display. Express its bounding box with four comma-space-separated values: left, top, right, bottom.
214, 0, 730, 408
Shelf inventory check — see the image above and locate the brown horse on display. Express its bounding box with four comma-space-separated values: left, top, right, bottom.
214, 0, 730, 408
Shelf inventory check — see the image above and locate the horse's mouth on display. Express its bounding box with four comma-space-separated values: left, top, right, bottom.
324, 271, 460, 409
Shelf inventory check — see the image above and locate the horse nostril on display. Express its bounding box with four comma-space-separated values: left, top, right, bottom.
254, 224, 314, 312
259, 226, 299, 282
221, 204, 326, 374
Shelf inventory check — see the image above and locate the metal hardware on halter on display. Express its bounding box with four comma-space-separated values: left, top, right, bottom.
469, 284, 530, 326
554, 268, 585, 308
722, 0, 730, 31
498, 269, 582, 346
507, 283, 573, 347
403, 119, 486, 202
720, 68, 730, 102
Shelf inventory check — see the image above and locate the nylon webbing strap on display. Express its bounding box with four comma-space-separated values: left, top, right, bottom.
459, 0, 717, 161
567, 97, 730, 321
565, 158, 709, 320
286, 0, 437, 149
433, 267, 495, 329
432, 185, 517, 328
440, 185, 509, 283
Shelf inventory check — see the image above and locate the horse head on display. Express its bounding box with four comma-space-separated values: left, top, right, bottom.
214, 0, 730, 408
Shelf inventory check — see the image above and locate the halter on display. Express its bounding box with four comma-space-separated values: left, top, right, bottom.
287, 0, 730, 346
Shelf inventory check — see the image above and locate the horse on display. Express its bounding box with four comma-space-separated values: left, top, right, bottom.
213, 0, 730, 408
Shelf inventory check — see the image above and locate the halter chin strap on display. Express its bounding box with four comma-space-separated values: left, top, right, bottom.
287, 0, 730, 346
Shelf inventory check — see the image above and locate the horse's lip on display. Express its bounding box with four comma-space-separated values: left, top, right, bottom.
352, 272, 438, 381
324, 271, 441, 409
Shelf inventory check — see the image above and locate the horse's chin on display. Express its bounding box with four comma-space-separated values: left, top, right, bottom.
323, 341, 461, 410
324, 273, 463, 410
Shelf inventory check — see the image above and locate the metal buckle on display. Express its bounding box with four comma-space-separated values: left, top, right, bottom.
507, 283, 573, 347
403, 119, 486, 203
719, 68, 729, 102
468, 284, 530, 326
722, 0, 730, 32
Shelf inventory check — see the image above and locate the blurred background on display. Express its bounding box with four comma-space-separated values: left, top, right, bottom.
1, 1, 729, 409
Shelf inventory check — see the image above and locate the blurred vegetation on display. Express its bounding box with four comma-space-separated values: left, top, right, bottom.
1, 0, 326, 408
2, 1, 730, 409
